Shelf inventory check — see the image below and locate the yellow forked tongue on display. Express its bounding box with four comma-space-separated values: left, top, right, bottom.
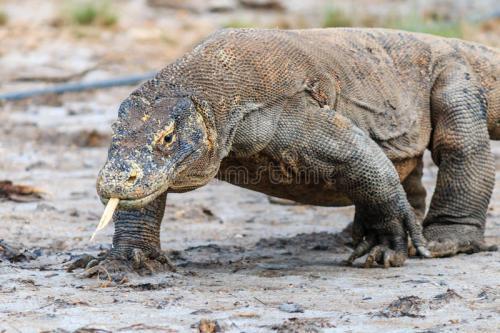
90, 198, 120, 241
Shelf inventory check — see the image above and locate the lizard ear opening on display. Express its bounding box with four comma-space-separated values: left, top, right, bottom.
192, 97, 218, 150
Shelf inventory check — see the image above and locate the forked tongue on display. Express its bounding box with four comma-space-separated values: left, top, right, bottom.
90, 198, 120, 241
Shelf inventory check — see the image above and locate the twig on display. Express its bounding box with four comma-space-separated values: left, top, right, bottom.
13, 63, 102, 83
253, 296, 267, 305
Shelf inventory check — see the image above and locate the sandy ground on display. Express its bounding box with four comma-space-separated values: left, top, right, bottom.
1, 1, 500, 332
1, 96, 499, 332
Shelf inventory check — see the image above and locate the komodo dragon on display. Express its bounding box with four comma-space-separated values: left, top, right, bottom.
69, 28, 500, 277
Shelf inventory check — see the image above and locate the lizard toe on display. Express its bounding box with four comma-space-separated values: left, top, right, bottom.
345, 236, 376, 266
364, 245, 406, 268
79, 258, 130, 281
428, 238, 497, 257
66, 254, 97, 272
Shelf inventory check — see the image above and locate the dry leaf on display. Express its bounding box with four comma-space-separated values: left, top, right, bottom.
0, 180, 45, 202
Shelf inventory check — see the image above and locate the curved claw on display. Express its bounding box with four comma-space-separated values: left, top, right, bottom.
156, 253, 177, 272
486, 244, 498, 252
416, 246, 432, 258
364, 245, 384, 268
66, 254, 97, 272
382, 249, 396, 268
86, 258, 100, 269
402, 212, 431, 258
132, 248, 147, 270
346, 236, 375, 265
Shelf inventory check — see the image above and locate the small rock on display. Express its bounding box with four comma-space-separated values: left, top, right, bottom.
433, 289, 462, 301
36, 203, 56, 211
208, 0, 237, 12
239, 0, 285, 10
191, 309, 213, 315
69, 209, 80, 217
279, 302, 304, 313
236, 312, 259, 318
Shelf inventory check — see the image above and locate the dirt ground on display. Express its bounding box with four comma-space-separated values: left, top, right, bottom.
1, 1, 500, 332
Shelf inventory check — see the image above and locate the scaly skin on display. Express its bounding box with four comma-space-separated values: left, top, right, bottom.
69, 28, 499, 278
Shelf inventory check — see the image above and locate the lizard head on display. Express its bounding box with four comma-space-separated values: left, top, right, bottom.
96, 89, 218, 209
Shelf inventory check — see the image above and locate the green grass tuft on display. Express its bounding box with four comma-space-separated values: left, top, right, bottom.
322, 7, 353, 28
385, 14, 464, 38
64, 0, 118, 27
319, 4, 464, 38
72, 3, 97, 25
222, 20, 256, 29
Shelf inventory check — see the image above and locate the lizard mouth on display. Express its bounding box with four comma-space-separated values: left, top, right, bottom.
100, 185, 168, 209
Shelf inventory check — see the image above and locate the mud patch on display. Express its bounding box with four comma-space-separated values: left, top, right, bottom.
171, 244, 257, 268
380, 296, 426, 318
380, 289, 464, 318
255, 226, 352, 253
0, 240, 37, 263
125, 281, 173, 291
430, 289, 463, 309
476, 287, 499, 302
171, 229, 351, 271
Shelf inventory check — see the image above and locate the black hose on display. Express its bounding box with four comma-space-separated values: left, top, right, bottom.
0, 72, 156, 101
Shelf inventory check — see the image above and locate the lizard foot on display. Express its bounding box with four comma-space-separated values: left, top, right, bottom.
345, 206, 431, 268
345, 235, 408, 268
424, 224, 497, 257
67, 248, 176, 281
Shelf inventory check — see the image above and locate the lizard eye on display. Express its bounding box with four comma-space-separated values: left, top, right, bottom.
155, 123, 176, 151
163, 133, 175, 145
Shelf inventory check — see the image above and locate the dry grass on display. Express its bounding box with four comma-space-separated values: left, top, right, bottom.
0, 9, 8, 26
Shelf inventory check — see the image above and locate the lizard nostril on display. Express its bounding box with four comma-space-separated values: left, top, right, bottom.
126, 169, 138, 184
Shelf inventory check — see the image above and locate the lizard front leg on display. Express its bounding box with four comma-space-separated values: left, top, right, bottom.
301, 109, 430, 267
68, 193, 175, 280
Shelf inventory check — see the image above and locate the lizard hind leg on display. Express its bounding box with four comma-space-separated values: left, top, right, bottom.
424, 64, 498, 257
401, 156, 427, 256
401, 156, 426, 223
